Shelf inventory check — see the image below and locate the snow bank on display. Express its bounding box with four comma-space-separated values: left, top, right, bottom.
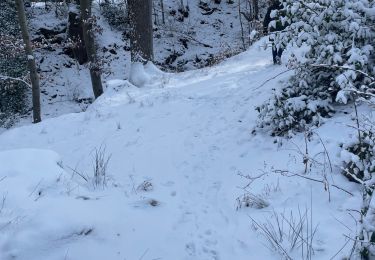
129, 62, 151, 87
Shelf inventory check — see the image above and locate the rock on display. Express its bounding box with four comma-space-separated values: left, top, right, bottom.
33, 26, 66, 46
37, 27, 66, 38
109, 49, 117, 55
179, 38, 189, 49
165, 51, 182, 65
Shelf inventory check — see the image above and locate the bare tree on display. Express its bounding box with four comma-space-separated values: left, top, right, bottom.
15, 0, 41, 123
128, 0, 154, 63
80, 0, 104, 98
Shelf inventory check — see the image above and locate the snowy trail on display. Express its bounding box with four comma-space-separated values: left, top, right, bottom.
0, 42, 359, 260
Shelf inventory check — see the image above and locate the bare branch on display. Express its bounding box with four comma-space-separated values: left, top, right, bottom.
255, 69, 293, 90
273, 169, 354, 196
0, 75, 31, 88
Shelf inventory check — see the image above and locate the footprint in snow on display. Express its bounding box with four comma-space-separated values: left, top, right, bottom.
201, 233, 220, 260
185, 242, 196, 256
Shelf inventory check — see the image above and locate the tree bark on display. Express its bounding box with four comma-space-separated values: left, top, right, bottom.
66, 10, 88, 65
252, 0, 259, 20
238, 0, 246, 50
80, 0, 104, 98
128, 0, 154, 63
160, 0, 165, 24
15, 0, 41, 123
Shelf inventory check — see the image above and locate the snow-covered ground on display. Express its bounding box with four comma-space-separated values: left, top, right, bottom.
9, 1, 263, 129
0, 40, 362, 259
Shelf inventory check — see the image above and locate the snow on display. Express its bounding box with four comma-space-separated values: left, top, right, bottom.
31, 2, 46, 8
129, 62, 151, 87
6, 0, 267, 129
0, 37, 363, 259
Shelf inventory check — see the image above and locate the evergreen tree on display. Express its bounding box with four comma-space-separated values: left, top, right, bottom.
257, 0, 375, 136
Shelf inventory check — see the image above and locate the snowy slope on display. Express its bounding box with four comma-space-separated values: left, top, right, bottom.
0, 40, 361, 260
13, 0, 264, 129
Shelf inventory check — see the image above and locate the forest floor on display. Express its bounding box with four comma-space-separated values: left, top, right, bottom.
0, 37, 364, 259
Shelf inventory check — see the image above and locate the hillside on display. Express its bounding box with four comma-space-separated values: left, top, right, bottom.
4, 0, 264, 128
0, 40, 361, 260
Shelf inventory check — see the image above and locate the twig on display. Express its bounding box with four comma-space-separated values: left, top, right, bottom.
330, 236, 351, 260
255, 69, 293, 90
314, 132, 333, 173
237, 171, 267, 189
273, 170, 354, 196
28, 179, 44, 197
248, 215, 293, 259
340, 166, 365, 185
139, 248, 149, 260
0, 193, 6, 214
66, 165, 88, 182
331, 214, 352, 232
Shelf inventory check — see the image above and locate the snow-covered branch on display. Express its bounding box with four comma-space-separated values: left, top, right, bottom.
0, 75, 31, 88
310, 64, 375, 82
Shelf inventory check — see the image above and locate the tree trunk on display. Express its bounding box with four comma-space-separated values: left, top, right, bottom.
238, 0, 246, 50
128, 0, 154, 63
160, 0, 165, 24
15, 0, 41, 123
252, 0, 259, 20
80, 0, 104, 98
66, 11, 88, 65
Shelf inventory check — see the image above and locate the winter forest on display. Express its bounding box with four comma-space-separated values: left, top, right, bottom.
0, 0, 375, 259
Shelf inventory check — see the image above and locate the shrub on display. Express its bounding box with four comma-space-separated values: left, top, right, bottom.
92, 146, 111, 189
99, 0, 128, 30
340, 131, 375, 183
0, 0, 29, 127
257, 0, 375, 136
257, 66, 335, 136
338, 107, 375, 259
